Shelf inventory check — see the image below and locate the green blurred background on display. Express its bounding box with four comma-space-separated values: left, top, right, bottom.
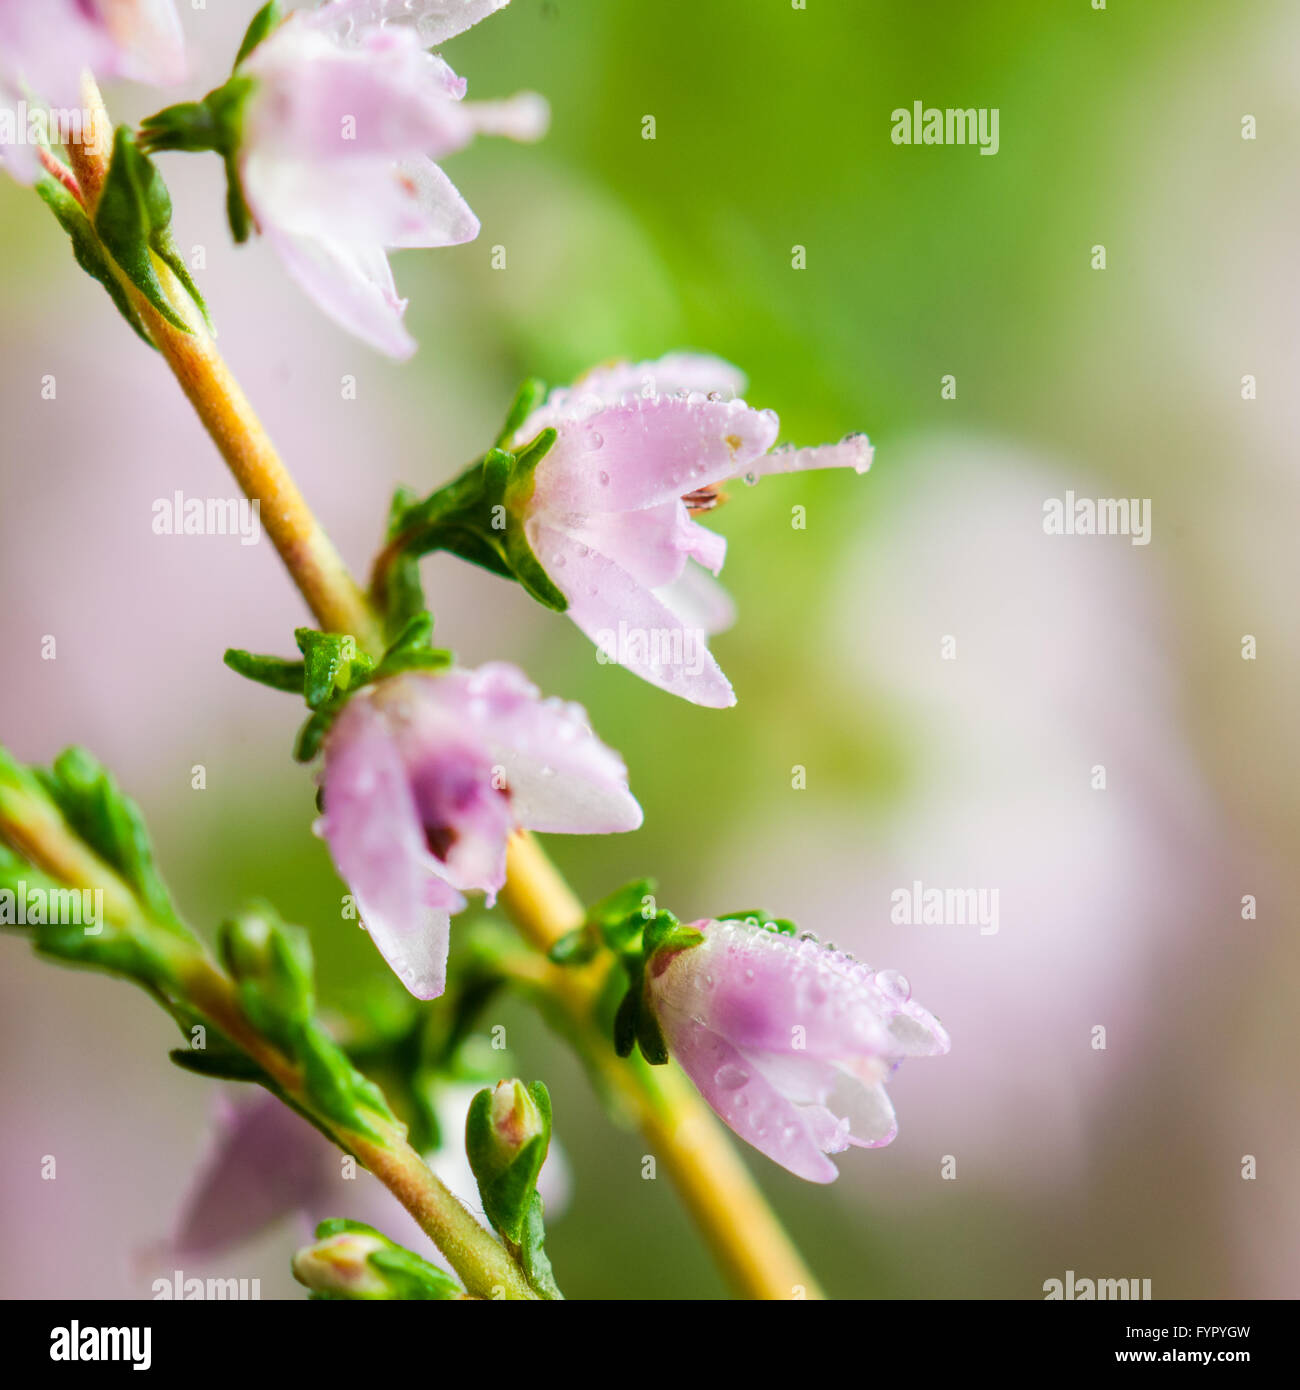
2, 0, 1297, 1298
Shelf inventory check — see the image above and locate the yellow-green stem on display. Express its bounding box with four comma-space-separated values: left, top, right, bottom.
66, 74, 384, 654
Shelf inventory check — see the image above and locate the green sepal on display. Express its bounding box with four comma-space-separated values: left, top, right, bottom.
494, 378, 545, 448
35, 173, 153, 347
377, 398, 570, 619
234, 1, 284, 69
93, 127, 200, 334
501, 429, 567, 611
613, 986, 638, 1059
223, 647, 306, 694
35, 746, 184, 930
548, 927, 599, 967
465, 1080, 552, 1243
370, 613, 453, 681
139, 76, 256, 244
642, 911, 705, 960
519, 1191, 564, 1299
609, 910, 704, 1067
294, 710, 332, 763
717, 910, 800, 937
295, 629, 373, 710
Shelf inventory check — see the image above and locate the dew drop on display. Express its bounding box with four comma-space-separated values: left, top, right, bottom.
587, 431, 604, 450
875, 968, 912, 1003
597, 470, 610, 486
713, 1063, 749, 1090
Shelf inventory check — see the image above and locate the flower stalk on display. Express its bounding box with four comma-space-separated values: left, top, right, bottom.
65, 73, 383, 653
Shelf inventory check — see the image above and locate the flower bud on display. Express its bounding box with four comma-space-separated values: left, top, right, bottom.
292, 1231, 392, 1300
465, 1079, 552, 1242
218, 902, 314, 1041
292, 1221, 460, 1301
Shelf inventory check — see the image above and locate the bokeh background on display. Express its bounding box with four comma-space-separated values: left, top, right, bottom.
1, 0, 1296, 1299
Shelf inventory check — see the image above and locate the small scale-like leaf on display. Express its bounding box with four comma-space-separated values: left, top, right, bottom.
519, 1191, 564, 1299
494, 378, 545, 448
234, 0, 284, 68
35, 173, 153, 347
94, 127, 194, 333
223, 648, 306, 694
37, 746, 182, 928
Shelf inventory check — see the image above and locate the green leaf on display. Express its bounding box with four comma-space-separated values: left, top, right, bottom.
519, 1191, 564, 1299
223, 648, 306, 694
35, 173, 154, 347
168, 1047, 269, 1083
94, 127, 197, 334
36, 747, 183, 929
234, 1, 284, 69
218, 901, 314, 1049
297, 1021, 397, 1142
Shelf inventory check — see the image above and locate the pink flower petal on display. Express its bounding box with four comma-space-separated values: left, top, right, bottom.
528, 522, 737, 708
525, 395, 780, 515
450, 664, 644, 834
261, 225, 416, 360
752, 435, 874, 479
320, 694, 460, 998
105, 0, 187, 86
573, 352, 747, 405
308, 0, 514, 49
657, 562, 736, 637
666, 1019, 840, 1184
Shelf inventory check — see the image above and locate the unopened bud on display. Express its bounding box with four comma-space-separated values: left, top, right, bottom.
292, 1221, 461, 1301
466, 1079, 552, 1242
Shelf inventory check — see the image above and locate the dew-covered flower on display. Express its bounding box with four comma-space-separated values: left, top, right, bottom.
510, 353, 872, 707
643, 917, 949, 1182
233, 0, 547, 357
0, 0, 185, 183
318, 664, 641, 998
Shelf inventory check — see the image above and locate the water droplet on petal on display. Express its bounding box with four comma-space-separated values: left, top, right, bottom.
587, 431, 604, 450
597, 470, 610, 486
876, 968, 911, 1002
713, 1063, 749, 1090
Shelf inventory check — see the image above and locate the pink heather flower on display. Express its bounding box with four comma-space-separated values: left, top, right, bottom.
0, 0, 185, 183
238, 0, 547, 358
318, 664, 642, 998
511, 353, 873, 707
644, 918, 949, 1183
